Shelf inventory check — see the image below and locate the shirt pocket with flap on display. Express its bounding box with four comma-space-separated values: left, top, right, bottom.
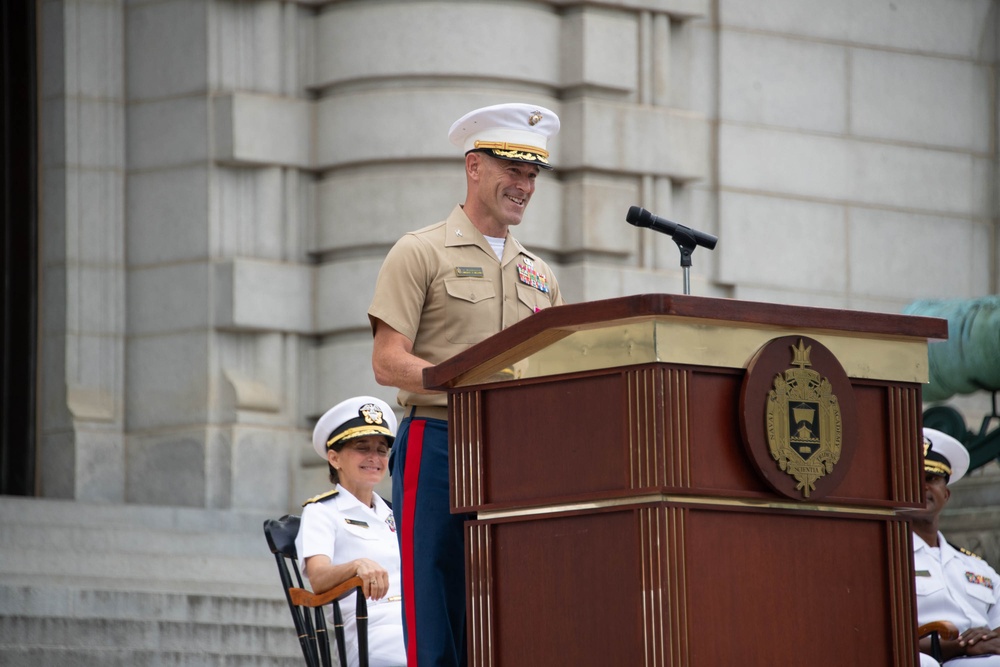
914, 573, 945, 597
963, 574, 996, 605
444, 278, 497, 344
341, 518, 380, 542
515, 282, 552, 317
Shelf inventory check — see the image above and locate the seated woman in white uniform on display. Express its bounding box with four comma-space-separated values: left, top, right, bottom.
296, 396, 406, 667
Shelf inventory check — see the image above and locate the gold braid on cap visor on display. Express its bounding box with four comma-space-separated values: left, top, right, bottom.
474, 140, 550, 165
327, 425, 392, 449
924, 460, 952, 477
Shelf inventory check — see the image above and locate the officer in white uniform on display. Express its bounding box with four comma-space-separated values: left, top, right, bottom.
296, 396, 406, 667
914, 428, 1000, 666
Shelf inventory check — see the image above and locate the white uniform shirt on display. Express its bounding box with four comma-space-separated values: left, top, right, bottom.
914, 531, 1000, 632
296, 485, 405, 667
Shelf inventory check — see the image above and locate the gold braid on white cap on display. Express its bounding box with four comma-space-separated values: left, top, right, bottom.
327, 424, 391, 449
922, 438, 952, 477
474, 140, 550, 163
924, 459, 952, 477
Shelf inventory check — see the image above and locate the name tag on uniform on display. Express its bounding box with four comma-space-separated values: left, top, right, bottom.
915, 570, 931, 577
455, 267, 484, 278
345, 518, 369, 528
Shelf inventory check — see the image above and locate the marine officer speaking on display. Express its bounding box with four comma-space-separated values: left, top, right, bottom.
368, 102, 564, 667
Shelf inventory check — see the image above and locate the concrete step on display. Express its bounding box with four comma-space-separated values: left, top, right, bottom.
0, 647, 304, 667
0, 497, 320, 667
0, 573, 279, 599
0, 546, 279, 596
0, 495, 271, 533
1, 521, 262, 556
0, 495, 290, 596
0, 615, 296, 655
0, 587, 308, 667
0, 585, 289, 626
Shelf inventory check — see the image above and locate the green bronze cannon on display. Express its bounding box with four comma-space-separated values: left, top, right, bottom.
904, 296, 1000, 472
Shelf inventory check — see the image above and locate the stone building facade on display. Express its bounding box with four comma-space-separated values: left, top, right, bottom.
33, 0, 999, 517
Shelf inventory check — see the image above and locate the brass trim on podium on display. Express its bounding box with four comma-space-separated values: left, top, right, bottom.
467, 522, 493, 667
889, 384, 924, 506
445, 318, 931, 388
475, 494, 898, 521
627, 367, 692, 490
450, 391, 483, 509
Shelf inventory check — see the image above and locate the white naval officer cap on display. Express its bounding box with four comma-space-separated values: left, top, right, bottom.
448, 102, 560, 170
922, 427, 970, 485
311, 396, 397, 460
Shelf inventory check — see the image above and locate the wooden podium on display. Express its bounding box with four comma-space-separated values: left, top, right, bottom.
424, 295, 947, 667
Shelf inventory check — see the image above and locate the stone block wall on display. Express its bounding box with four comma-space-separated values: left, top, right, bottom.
713, 0, 996, 310
35, 0, 999, 512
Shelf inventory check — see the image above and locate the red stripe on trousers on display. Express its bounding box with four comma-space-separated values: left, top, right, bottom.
401, 418, 426, 666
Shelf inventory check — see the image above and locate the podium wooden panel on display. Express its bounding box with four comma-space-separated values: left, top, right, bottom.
424, 294, 947, 667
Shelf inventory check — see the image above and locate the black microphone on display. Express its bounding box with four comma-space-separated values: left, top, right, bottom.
626, 206, 718, 250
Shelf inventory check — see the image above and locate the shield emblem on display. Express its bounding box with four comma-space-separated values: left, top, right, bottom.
789, 401, 820, 460
765, 340, 843, 498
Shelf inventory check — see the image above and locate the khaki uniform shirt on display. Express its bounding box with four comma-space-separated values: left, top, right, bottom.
368, 204, 563, 408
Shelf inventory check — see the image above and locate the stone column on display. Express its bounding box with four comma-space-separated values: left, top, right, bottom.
123, 0, 317, 509
37, 0, 127, 502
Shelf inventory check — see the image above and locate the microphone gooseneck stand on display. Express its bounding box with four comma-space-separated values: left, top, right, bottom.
671, 227, 698, 296
625, 205, 718, 296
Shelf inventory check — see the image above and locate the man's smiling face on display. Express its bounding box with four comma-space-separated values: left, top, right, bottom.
470, 152, 539, 230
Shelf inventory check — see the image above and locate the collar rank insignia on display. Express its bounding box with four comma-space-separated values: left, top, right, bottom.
765, 339, 843, 498
517, 261, 549, 294
965, 572, 994, 589
302, 489, 339, 506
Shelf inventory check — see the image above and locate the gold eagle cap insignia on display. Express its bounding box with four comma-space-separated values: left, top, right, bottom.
765, 339, 843, 498
360, 403, 384, 425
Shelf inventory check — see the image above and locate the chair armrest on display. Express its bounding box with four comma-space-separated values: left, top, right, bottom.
918, 621, 959, 641
289, 576, 365, 608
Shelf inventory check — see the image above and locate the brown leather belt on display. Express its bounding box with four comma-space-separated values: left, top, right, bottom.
409, 405, 449, 421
